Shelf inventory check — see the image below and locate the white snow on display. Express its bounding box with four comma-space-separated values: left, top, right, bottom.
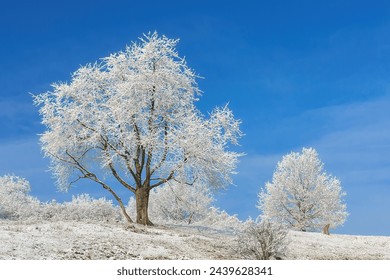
0, 220, 389, 260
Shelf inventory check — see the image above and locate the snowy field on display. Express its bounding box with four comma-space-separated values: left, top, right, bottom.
0, 220, 389, 260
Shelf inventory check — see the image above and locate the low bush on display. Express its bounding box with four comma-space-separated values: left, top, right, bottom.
41, 194, 121, 222
236, 218, 289, 260
0, 174, 121, 222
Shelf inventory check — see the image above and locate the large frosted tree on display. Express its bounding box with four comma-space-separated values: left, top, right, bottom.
258, 148, 347, 232
34, 32, 242, 225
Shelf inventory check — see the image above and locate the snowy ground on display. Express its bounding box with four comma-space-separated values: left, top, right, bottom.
0, 220, 389, 260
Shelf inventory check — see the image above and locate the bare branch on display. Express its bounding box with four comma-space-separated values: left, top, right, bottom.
45, 151, 75, 165
149, 170, 175, 189
64, 150, 134, 224
173, 176, 197, 186
108, 162, 136, 193
100, 134, 139, 186
68, 175, 87, 187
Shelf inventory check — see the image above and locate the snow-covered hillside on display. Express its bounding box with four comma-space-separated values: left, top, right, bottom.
0, 220, 389, 260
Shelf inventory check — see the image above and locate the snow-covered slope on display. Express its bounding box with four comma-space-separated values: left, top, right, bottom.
287, 230, 390, 260
0, 220, 389, 260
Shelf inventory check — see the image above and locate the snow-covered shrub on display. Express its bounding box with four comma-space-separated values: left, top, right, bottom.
199, 207, 242, 231
38, 199, 62, 220
237, 218, 289, 260
43, 194, 121, 222
0, 175, 40, 220
0, 174, 120, 222
128, 182, 214, 224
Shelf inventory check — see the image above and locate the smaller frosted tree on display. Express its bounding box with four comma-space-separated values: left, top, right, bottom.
258, 148, 348, 232
0, 175, 40, 220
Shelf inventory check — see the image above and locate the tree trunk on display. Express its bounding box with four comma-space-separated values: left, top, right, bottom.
323, 224, 330, 235
135, 187, 153, 225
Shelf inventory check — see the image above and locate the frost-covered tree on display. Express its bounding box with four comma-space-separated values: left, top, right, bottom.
0, 175, 40, 220
34, 32, 242, 225
258, 148, 347, 232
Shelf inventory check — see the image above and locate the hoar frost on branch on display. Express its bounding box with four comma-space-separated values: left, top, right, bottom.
258, 148, 348, 233
34, 32, 243, 225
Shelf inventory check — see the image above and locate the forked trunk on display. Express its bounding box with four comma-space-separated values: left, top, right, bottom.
135, 187, 153, 225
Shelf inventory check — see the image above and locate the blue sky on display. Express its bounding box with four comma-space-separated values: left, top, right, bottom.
0, 0, 389, 235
